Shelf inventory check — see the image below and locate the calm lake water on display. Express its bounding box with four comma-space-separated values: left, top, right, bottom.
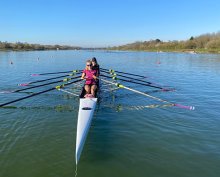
0, 50, 220, 177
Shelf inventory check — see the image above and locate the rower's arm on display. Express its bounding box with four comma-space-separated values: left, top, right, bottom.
93, 70, 99, 79
81, 73, 85, 79
96, 70, 100, 77
97, 66, 100, 77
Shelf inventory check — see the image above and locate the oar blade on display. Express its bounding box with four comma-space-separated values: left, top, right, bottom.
174, 104, 195, 110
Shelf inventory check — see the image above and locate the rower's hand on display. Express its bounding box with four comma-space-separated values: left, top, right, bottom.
92, 75, 97, 80
82, 76, 88, 80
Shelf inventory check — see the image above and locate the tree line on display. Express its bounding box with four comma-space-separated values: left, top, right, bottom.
109, 32, 220, 53
0, 41, 81, 51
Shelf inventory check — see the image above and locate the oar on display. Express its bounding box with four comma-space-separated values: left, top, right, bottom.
31, 70, 81, 76
10, 75, 81, 93
100, 74, 171, 91
101, 78, 195, 110
19, 72, 81, 86
0, 79, 82, 107
101, 70, 170, 90
101, 70, 151, 83
100, 68, 147, 78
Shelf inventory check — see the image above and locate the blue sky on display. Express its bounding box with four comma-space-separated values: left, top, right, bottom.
0, 0, 220, 47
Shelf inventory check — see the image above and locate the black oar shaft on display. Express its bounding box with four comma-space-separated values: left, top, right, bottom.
101, 70, 153, 85
28, 75, 69, 85
14, 76, 81, 93
39, 71, 72, 75
0, 88, 54, 107
26, 72, 80, 85
100, 68, 146, 78
32, 70, 82, 76
0, 79, 82, 107
100, 74, 163, 89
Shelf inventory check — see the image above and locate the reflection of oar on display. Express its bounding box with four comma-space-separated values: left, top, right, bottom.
101, 74, 172, 91
9, 76, 81, 93
101, 78, 195, 110
100, 68, 147, 78
19, 71, 81, 86
31, 70, 81, 76
0, 79, 82, 107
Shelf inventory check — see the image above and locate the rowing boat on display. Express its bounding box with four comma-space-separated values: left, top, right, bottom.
75, 84, 99, 164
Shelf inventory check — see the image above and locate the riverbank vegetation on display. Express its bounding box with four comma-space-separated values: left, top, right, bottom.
109, 32, 220, 53
0, 41, 81, 51
1, 32, 220, 53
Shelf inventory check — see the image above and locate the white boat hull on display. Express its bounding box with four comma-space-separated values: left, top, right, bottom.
75, 97, 97, 164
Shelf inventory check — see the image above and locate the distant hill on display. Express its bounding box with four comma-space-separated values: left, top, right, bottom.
0, 41, 81, 51
109, 32, 220, 53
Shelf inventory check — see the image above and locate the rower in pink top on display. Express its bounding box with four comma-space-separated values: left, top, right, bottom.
81, 60, 98, 98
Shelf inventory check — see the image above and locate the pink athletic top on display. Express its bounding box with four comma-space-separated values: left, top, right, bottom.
83, 69, 97, 85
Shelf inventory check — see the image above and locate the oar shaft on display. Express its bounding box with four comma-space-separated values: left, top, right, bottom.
122, 85, 170, 104
125, 86, 194, 110
58, 88, 79, 97
0, 88, 54, 107
100, 68, 146, 78
101, 70, 152, 84
32, 70, 81, 76
14, 76, 81, 92
101, 78, 168, 103
26, 74, 70, 85
31, 70, 82, 76
21, 72, 81, 86
101, 74, 163, 89
0, 79, 82, 107
38, 71, 72, 75
100, 78, 194, 110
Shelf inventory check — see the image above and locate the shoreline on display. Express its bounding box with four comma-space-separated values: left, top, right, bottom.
106, 48, 220, 54
0, 48, 220, 54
